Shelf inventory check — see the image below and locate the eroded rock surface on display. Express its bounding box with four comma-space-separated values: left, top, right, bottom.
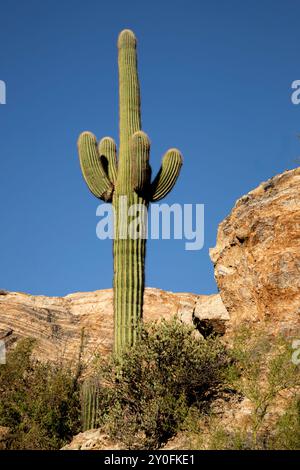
0, 288, 228, 363
210, 167, 300, 336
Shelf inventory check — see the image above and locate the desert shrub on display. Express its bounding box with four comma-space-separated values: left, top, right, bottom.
0, 339, 81, 449
225, 326, 300, 448
203, 397, 300, 451
270, 397, 300, 450
184, 326, 300, 450
83, 318, 229, 449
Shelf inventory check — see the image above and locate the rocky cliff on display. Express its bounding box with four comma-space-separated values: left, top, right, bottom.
210, 167, 300, 337
0, 288, 228, 363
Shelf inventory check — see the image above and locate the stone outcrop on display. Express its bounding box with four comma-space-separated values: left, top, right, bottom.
210, 167, 300, 336
0, 288, 228, 364
61, 430, 123, 450
0, 427, 11, 450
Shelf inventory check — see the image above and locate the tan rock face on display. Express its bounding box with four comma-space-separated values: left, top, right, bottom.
0, 426, 11, 446
210, 167, 300, 336
0, 288, 228, 364
61, 430, 123, 450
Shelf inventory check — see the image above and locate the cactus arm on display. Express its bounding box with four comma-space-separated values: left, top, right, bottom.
98, 137, 118, 184
78, 131, 114, 201
150, 148, 183, 201
130, 131, 151, 193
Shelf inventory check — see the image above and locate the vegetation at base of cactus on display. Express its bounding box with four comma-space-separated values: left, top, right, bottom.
78, 29, 183, 354
79, 319, 229, 448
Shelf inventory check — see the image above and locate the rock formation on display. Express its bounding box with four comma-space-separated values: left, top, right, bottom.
61, 430, 123, 451
0, 427, 11, 450
0, 288, 228, 364
210, 167, 300, 337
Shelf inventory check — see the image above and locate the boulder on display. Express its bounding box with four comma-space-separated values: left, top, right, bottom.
210, 167, 300, 337
61, 429, 122, 450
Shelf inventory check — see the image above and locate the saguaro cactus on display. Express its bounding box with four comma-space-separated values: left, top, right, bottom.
81, 379, 100, 431
78, 30, 182, 354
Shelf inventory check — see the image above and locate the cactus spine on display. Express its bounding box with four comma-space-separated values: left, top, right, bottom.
78, 30, 182, 355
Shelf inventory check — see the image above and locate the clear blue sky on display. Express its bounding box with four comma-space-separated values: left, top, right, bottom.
0, 0, 299, 296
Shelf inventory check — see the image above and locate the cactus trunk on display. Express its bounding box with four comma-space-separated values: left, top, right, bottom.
113, 193, 147, 354
78, 30, 183, 355
112, 31, 146, 354
81, 379, 100, 431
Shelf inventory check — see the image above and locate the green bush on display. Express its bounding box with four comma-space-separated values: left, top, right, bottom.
185, 326, 300, 450
84, 318, 229, 449
0, 339, 81, 449
225, 327, 300, 449
205, 397, 300, 451
3, 321, 297, 450
270, 397, 300, 450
